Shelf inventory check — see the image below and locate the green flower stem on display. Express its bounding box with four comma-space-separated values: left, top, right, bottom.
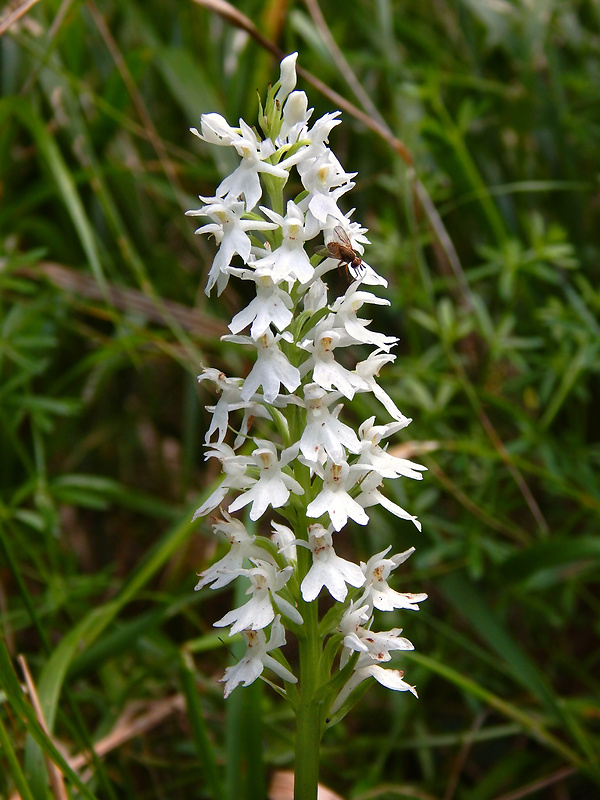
259, 134, 323, 800
294, 586, 322, 800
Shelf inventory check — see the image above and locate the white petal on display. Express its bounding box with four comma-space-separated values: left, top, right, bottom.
248, 480, 290, 520
337, 558, 366, 588
276, 52, 298, 102
222, 657, 263, 698
215, 595, 274, 635
366, 665, 418, 697
193, 483, 228, 518
263, 654, 297, 684
272, 593, 303, 625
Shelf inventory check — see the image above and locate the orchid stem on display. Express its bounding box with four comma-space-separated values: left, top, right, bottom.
295, 591, 321, 800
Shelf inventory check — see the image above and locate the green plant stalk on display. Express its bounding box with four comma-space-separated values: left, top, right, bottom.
253, 132, 324, 798
294, 585, 322, 800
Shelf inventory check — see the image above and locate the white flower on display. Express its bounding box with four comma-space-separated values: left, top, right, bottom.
278, 91, 312, 145
303, 278, 328, 312
197, 368, 246, 444
194, 511, 262, 591
197, 365, 284, 447
275, 52, 299, 104
192, 443, 253, 518
306, 459, 369, 531
290, 112, 342, 185
223, 329, 301, 403
215, 558, 302, 634
271, 521, 297, 564
354, 351, 413, 425
228, 440, 303, 521
305, 111, 342, 156
300, 524, 365, 602
300, 383, 360, 464
358, 628, 414, 662
186, 196, 277, 295
301, 328, 368, 400
329, 284, 398, 351
338, 602, 414, 664
330, 654, 417, 714
338, 602, 370, 651
356, 471, 422, 531
228, 270, 294, 339
221, 616, 297, 698
256, 201, 316, 284
192, 114, 297, 212
191, 113, 238, 147
298, 150, 356, 238
357, 417, 426, 479
359, 546, 428, 612
217, 120, 291, 211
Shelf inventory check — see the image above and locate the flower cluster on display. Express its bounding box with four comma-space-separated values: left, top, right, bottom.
189, 54, 426, 718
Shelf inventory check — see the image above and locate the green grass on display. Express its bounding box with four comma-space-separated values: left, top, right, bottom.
1, 1, 599, 798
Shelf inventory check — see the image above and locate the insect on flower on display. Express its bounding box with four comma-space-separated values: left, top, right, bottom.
317, 226, 365, 286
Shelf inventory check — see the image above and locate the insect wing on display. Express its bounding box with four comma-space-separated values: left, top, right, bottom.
332, 225, 353, 248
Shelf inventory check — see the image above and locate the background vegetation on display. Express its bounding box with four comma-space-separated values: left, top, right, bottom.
1, 0, 599, 798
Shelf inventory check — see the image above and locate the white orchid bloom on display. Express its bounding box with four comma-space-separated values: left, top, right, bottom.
221, 616, 297, 698
329, 284, 398, 351
306, 458, 369, 531
192, 443, 253, 518
277, 90, 313, 145
256, 201, 316, 284
186, 196, 277, 295
300, 525, 365, 602
194, 511, 262, 591
357, 471, 422, 531
271, 521, 297, 564
338, 601, 414, 665
330, 654, 418, 714
300, 383, 360, 464
214, 558, 302, 635
228, 270, 294, 339
228, 440, 303, 521
357, 416, 426, 479
359, 546, 428, 613
300, 328, 368, 400
222, 329, 301, 403
354, 351, 413, 424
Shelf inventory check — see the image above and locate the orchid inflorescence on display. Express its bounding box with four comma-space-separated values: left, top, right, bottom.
189, 53, 426, 723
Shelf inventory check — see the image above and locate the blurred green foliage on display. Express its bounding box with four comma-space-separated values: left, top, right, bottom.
1, 0, 599, 798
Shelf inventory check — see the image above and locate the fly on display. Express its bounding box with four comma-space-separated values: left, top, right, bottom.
316, 226, 365, 286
